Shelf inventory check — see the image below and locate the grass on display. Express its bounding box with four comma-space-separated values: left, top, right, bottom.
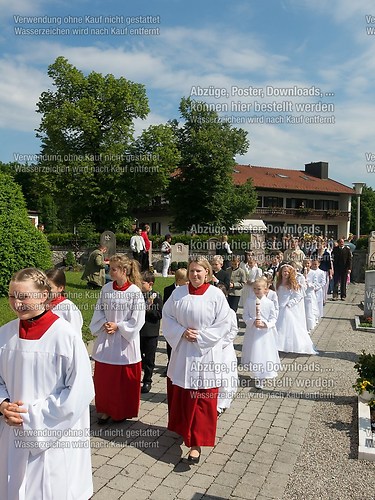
0, 272, 175, 344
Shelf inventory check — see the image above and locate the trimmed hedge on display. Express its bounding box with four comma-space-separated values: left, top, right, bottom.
46, 232, 252, 249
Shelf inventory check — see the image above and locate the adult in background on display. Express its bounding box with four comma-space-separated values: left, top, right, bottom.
319, 245, 333, 303
283, 238, 305, 272
141, 223, 151, 271
332, 238, 352, 301
216, 235, 233, 267
162, 257, 231, 463
239, 252, 263, 307
81, 244, 108, 289
161, 234, 172, 277
227, 255, 247, 312
130, 227, 146, 269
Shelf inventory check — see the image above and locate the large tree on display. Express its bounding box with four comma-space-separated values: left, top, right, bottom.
350, 185, 375, 236
168, 97, 257, 231
34, 57, 179, 231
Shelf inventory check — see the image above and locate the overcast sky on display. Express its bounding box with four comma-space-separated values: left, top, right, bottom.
1, 0, 375, 188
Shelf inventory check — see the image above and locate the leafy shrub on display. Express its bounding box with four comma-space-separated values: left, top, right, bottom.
170, 261, 179, 272
0, 172, 52, 296
355, 237, 368, 250
64, 250, 76, 268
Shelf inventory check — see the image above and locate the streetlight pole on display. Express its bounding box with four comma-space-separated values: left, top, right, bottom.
352, 182, 366, 240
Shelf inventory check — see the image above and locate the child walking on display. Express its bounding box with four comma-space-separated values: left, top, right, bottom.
140, 271, 163, 393
276, 264, 317, 355
242, 278, 280, 388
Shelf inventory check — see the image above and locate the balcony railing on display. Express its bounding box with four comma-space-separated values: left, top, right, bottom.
255, 207, 350, 220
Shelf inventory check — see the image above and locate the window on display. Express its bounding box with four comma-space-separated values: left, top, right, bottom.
327, 225, 338, 240
315, 200, 339, 210
314, 225, 325, 237
151, 222, 161, 235
264, 197, 283, 207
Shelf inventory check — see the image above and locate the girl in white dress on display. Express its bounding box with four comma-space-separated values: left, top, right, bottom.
276, 265, 317, 355
242, 279, 280, 387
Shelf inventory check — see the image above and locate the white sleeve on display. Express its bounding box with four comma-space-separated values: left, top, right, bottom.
243, 297, 255, 326
20, 335, 94, 455
89, 290, 107, 336
116, 290, 146, 342
162, 295, 186, 350
287, 288, 303, 308
196, 295, 232, 354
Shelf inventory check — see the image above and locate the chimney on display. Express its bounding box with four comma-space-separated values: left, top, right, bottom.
304, 162, 328, 179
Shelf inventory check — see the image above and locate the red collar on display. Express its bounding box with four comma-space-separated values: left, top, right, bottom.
48, 295, 66, 309
19, 310, 59, 340
188, 282, 210, 295
113, 281, 132, 291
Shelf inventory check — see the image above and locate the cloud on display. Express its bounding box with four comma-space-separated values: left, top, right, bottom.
0, 58, 49, 131
0, 0, 49, 17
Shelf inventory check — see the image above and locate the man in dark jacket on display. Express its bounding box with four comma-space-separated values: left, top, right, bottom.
332, 238, 352, 300
140, 271, 163, 393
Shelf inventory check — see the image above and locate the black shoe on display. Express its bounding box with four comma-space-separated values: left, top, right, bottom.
97, 415, 110, 425
186, 454, 200, 464
186, 449, 201, 464
141, 383, 151, 393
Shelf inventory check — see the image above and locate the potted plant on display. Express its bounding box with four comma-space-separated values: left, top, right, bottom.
353, 351, 375, 402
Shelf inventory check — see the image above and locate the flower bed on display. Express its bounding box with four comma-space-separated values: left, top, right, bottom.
354, 315, 375, 332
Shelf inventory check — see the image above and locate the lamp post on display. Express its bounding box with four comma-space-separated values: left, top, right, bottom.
352, 182, 366, 240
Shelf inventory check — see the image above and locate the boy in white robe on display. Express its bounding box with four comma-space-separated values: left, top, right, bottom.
309, 258, 327, 320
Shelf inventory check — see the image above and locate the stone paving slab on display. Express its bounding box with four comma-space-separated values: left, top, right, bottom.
89, 283, 372, 499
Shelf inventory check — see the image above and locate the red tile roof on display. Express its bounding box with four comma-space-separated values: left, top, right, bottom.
233, 164, 354, 195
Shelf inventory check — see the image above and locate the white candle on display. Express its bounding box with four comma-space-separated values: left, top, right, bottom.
255, 297, 261, 321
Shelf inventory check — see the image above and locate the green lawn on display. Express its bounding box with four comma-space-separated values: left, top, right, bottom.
0, 272, 175, 343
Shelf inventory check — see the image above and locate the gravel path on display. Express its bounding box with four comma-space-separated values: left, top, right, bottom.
283, 283, 375, 500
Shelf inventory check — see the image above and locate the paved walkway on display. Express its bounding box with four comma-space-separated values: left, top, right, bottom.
89, 283, 375, 500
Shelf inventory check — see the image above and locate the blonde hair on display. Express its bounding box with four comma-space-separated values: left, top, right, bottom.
109, 254, 142, 289
276, 264, 300, 291
188, 256, 213, 282
175, 268, 188, 282
11, 268, 51, 294
10, 268, 52, 304
252, 277, 267, 289
212, 255, 224, 264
